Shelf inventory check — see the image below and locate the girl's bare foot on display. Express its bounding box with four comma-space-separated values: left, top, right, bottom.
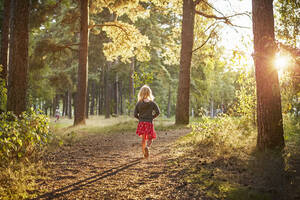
144, 146, 149, 158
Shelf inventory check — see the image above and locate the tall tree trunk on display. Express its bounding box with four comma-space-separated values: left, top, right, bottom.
95, 81, 98, 115
98, 86, 102, 115
7, 0, 29, 116
210, 99, 214, 118
86, 83, 89, 119
119, 80, 123, 115
68, 91, 72, 119
52, 94, 59, 117
95, 85, 99, 115
129, 57, 135, 115
98, 67, 104, 115
44, 105, 48, 115
74, 0, 89, 125
252, 0, 284, 150
90, 80, 95, 115
65, 91, 69, 116
114, 73, 119, 115
50, 105, 53, 116
0, 0, 11, 83
167, 84, 171, 118
104, 64, 110, 118
175, 0, 195, 125
67, 90, 72, 119
62, 93, 67, 116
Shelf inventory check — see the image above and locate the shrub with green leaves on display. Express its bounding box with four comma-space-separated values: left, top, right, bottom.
186, 116, 256, 149
0, 109, 51, 164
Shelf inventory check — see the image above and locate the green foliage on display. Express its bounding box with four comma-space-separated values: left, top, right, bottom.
0, 161, 46, 200
177, 116, 276, 200
235, 70, 256, 123
275, 0, 299, 47
0, 109, 51, 165
280, 72, 296, 114
283, 114, 300, 140
187, 116, 255, 147
133, 68, 154, 89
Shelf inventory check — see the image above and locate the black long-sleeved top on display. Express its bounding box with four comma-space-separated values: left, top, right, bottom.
134, 100, 160, 122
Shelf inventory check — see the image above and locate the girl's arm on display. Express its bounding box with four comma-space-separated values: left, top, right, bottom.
134, 102, 139, 119
153, 102, 160, 119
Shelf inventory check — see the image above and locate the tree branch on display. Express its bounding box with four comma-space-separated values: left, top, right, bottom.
194, 0, 203, 5
60, 43, 79, 51
195, 10, 248, 21
195, 10, 250, 28
89, 23, 130, 40
278, 42, 300, 57
192, 27, 216, 53
202, 0, 226, 18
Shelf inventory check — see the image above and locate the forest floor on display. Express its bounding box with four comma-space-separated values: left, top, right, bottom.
30, 116, 300, 200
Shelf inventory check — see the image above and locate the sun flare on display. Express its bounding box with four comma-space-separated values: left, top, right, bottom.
274, 53, 290, 71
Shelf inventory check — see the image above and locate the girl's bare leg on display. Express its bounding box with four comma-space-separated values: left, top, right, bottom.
142, 134, 146, 156
147, 139, 152, 147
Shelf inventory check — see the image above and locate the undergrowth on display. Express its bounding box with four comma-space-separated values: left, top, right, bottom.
0, 109, 52, 200
174, 116, 287, 200
0, 161, 47, 200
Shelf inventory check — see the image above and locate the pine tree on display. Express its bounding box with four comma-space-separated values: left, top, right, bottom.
7, 0, 30, 116
175, 0, 195, 124
252, 0, 284, 150
74, 0, 89, 125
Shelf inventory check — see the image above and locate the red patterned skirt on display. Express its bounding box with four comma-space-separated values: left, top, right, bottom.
136, 121, 156, 140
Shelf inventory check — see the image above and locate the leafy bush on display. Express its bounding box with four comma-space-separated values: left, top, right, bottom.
283, 114, 300, 141
186, 116, 256, 150
0, 161, 45, 200
0, 109, 51, 165
234, 71, 256, 123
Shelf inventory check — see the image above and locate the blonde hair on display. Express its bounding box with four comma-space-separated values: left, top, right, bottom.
138, 85, 154, 101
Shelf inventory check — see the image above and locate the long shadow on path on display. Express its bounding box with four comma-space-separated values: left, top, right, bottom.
32, 158, 143, 200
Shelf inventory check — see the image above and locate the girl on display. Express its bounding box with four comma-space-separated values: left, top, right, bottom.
134, 85, 160, 158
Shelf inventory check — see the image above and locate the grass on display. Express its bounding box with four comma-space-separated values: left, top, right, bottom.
2, 114, 298, 199
49, 115, 180, 146
51, 115, 179, 135
0, 160, 47, 200
1, 115, 155, 200
171, 115, 300, 200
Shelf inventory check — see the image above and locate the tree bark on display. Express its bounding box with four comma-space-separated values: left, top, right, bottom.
119, 80, 123, 115
98, 86, 102, 115
86, 83, 89, 119
65, 91, 69, 116
175, 0, 195, 125
68, 91, 72, 119
52, 94, 58, 117
74, 0, 89, 125
7, 0, 29, 116
44, 105, 48, 115
90, 80, 96, 115
104, 63, 110, 118
114, 73, 119, 115
0, 0, 11, 83
129, 57, 135, 114
210, 99, 214, 118
252, 0, 284, 150
98, 66, 104, 115
167, 84, 171, 118
62, 92, 67, 116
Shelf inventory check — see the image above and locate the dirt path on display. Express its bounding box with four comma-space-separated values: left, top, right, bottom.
34, 128, 192, 200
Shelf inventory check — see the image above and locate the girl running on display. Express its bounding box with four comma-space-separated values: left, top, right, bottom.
134, 85, 160, 158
